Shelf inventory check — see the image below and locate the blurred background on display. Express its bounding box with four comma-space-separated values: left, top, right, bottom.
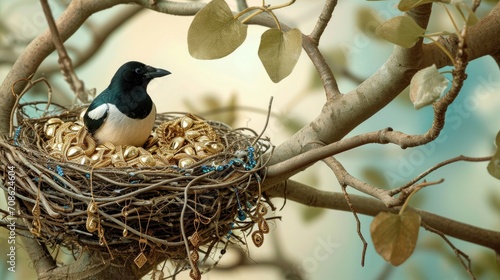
1, 0, 499, 279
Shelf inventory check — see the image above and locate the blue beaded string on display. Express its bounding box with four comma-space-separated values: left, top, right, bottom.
201, 146, 257, 174
13, 126, 22, 146
234, 187, 246, 221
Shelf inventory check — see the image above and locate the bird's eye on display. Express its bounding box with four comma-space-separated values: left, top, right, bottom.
134, 68, 144, 75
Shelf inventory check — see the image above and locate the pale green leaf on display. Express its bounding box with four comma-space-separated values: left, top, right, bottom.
188, 0, 248, 59
398, 0, 451, 12
409, 64, 449, 109
370, 210, 421, 266
487, 131, 500, 180
258, 28, 302, 83
375, 16, 425, 48
455, 2, 478, 27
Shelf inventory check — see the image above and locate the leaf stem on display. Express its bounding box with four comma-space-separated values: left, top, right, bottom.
399, 179, 444, 215
423, 36, 456, 67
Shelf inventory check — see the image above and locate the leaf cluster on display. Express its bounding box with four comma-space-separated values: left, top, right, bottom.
187, 0, 302, 83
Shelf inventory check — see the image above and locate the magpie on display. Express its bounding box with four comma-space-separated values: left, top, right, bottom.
83, 61, 170, 147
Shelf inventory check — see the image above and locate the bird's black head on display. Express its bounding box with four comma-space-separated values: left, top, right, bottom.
111, 61, 171, 89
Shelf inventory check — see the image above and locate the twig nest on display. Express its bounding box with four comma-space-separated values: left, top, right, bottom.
43, 113, 224, 169
0, 106, 274, 279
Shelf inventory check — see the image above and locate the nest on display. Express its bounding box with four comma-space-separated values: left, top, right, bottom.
0, 102, 273, 278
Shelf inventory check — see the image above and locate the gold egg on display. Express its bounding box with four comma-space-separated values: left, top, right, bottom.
170, 137, 185, 150
69, 124, 82, 132
196, 135, 211, 143
139, 155, 156, 167
78, 156, 91, 166
184, 130, 201, 140
124, 146, 139, 159
66, 146, 84, 159
178, 157, 195, 168
44, 125, 57, 139
123, 228, 128, 237
181, 116, 194, 129
194, 143, 205, 152
204, 141, 224, 153
46, 118, 63, 125
183, 146, 196, 156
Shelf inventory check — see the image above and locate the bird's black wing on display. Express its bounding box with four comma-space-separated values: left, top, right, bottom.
83, 93, 110, 134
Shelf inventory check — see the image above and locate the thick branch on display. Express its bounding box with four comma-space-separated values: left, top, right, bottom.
266, 180, 500, 252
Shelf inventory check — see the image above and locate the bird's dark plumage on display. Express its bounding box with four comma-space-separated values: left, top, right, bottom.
83, 61, 170, 146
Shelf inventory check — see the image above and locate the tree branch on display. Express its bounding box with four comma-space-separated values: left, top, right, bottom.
266, 180, 500, 252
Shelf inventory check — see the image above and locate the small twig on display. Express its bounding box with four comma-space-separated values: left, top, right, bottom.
40, 0, 88, 103
421, 221, 476, 279
323, 156, 367, 266
251, 96, 273, 146
9, 76, 52, 137
390, 155, 491, 196
340, 184, 368, 267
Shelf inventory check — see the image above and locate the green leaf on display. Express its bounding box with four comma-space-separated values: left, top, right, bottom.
487, 131, 500, 180
258, 28, 302, 83
398, 0, 451, 12
455, 3, 478, 27
188, 0, 248, 59
370, 210, 421, 266
409, 64, 449, 109
375, 16, 425, 48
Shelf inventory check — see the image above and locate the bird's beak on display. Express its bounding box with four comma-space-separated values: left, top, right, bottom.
144, 66, 171, 79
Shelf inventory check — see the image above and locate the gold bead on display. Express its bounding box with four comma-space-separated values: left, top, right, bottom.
181, 116, 194, 129
124, 146, 139, 159
184, 130, 201, 140
69, 124, 82, 132
204, 141, 224, 153
78, 156, 91, 166
196, 135, 211, 143
183, 146, 196, 156
86, 216, 98, 233
66, 146, 84, 159
139, 155, 156, 167
46, 118, 63, 125
178, 157, 195, 168
170, 137, 185, 150
44, 125, 57, 139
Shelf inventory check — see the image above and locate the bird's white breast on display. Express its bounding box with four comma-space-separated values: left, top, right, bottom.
93, 104, 156, 147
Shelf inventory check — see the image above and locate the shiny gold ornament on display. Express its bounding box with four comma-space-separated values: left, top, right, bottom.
170, 137, 185, 150
258, 219, 270, 234
184, 130, 201, 140
66, 146, 84, 159
196, 135, 210, 143
183, 146, 196, 156
86, 216, 99, 233
44, 125, 57, 139
252, 230, 264, 247
78, 156, 91, 166
124, 146, 139, 159
46, 118, 63, 125
205, 141, 224, 153
88, 202, 98, 214
181, 116, 194, 129
178, 157, 195, 168
139, 155, 156, 167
